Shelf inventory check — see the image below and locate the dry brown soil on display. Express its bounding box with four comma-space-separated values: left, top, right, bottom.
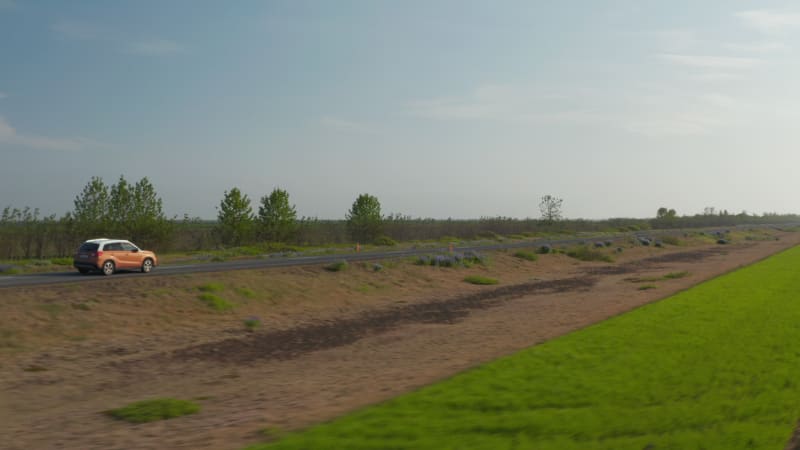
1, 231, 799, 449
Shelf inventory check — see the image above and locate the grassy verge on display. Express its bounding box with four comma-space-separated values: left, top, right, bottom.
248, 246, 800, 450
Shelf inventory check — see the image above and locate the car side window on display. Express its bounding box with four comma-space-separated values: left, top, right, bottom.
105, 243, 122, 251
120, 242, 137, 251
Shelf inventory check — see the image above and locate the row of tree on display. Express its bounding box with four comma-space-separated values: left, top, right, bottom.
0, 176, 173, 260
3, 175, 800, 260
215, 188, 384, 245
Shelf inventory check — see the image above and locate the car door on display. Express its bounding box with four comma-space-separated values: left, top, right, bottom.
103, 242, 126, 268
119, 241, 141, 268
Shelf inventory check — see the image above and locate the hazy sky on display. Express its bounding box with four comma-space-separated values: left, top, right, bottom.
2, 1, 800, 220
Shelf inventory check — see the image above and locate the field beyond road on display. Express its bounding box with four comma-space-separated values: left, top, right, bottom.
1, 229, 800, 449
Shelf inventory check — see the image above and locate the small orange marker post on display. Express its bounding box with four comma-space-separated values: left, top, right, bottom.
356, 243, 361, 253
449, 243, 454, 253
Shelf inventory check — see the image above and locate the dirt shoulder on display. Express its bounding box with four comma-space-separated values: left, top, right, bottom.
1, 230, 798, 449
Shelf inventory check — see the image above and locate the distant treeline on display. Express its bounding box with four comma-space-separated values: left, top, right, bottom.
2, 208, 798, 260
1, 176, 798, 260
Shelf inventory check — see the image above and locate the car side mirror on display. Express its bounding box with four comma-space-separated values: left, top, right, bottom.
132, 248, 139, 253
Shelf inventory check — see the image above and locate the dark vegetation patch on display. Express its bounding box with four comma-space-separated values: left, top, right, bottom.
583, 248, 728, 276
169, 276, 596, 364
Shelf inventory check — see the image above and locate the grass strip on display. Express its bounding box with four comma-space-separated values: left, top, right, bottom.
107, 398, 199, 423
463, 275, 499, 285
248, 246, 800, 450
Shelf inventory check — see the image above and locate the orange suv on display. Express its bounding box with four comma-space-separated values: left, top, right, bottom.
73, 238, 158, 275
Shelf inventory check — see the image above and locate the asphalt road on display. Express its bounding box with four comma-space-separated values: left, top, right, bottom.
0, 225, 785, 289
0, 235, 621, 289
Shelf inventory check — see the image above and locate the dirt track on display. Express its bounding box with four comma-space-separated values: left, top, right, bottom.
2, 233, 799, 449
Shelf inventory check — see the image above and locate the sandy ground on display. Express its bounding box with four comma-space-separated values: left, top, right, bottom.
1, 231, 799, 449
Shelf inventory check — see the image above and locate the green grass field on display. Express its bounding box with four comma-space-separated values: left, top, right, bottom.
247, 246, 800, 450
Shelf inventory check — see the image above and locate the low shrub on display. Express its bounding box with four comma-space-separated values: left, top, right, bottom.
513, 251, 538, 262
198, 293, 233, 311
235, 287, 257, 298
661, 235, 680, 246
566, 246, 614, 263
638, 284, 657, 290
198, 282, 224, 293
464, 275, 499, 285
243, 316, 261, 331
372, 263, 384, 272
106, 398, 200, 423
325, 260, 348, 272
476, 230, 502, 240
536, 244, 552, 254
664, 271, 689, 279
373, 236, 398, 246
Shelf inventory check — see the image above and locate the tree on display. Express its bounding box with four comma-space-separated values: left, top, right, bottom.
257, 188, 298, 242
653, 207, 678, 229
73, 176, 110, 237
129, 177, 172, 247
346, 193, 382, 243
539, 195, 563, 224
216, 187, 254, 246
109, 175, 133, 226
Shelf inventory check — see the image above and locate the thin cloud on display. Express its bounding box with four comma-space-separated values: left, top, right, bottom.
51, 19, 104, 40
658, 53, 761, 70
0, 0, 15, 10
0, 117, 94, 151
622, 92, 746, 137
409, 84, 602, 124
735, 10, 800, 34
320, 117, 377, 134
646, 29, 699, 52
0, 92, 7, 99
723, 41, 789, 52
687, 73, 744, 82
128, 39, 184, 56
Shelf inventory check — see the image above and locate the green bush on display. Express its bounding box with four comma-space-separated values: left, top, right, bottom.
373, 235, 398, 246
464, 275, 499, 285
664, 271, 689, 279
661, 235, 680, 246
235, 287, 257, 298
198, 293, 233, 311
638, 284, 657, 290
325, 260, 348, 272
198, 282, 225, 292
566, 246, 614, 263
513, 250, 538, 262
106, 398, 199, 423
243, 316, 261, 331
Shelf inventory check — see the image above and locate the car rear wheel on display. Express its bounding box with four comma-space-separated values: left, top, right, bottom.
141, 258, 154, 273
102, 260, 115, 276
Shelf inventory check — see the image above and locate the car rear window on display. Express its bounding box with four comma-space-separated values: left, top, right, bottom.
79, 243, 99, 252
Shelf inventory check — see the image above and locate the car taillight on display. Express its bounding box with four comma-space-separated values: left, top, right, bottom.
94, 251, 103, 257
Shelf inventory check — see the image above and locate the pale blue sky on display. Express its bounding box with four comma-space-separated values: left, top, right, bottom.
2, 1, 800, 219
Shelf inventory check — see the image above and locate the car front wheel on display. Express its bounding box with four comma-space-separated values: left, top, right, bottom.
141, 258, 154, 273
102, 260, 115, 276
